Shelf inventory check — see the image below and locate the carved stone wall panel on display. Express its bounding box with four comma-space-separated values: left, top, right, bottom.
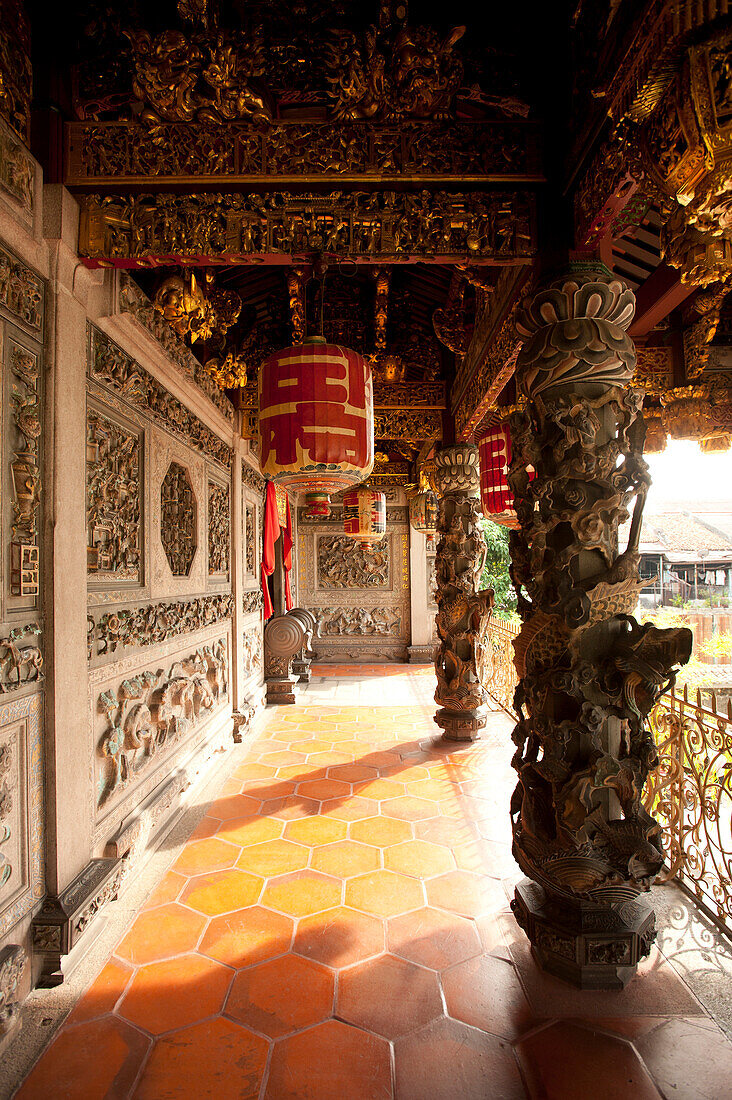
242, 627, 262, 679
0, 245, 43, 337
5, 331, 42, 606
89, 624, 231, 844
296, 509, 410, 662
150, 428, 207, 600
0, 692, 43, 939
86, 406, 142, 584
87, 593, 234, 662
208, 480, 230, 580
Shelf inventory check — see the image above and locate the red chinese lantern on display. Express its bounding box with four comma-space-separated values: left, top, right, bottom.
343, 484, 386, 549
478, 421, 519, 528
259, 337, 374, 517
409, 487, 438, 534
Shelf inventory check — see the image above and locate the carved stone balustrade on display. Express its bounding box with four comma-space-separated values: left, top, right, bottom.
433, 445, 494, 742
264, 614, 306, 705
288, 607, 317, 684
507, 268, 693, 988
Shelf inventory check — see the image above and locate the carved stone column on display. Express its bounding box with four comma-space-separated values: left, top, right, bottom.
433, 446, 494, 741
507, 268, 693, 988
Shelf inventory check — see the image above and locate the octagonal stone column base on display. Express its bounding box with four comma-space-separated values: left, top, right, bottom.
510, 878, 656, 990
435, 705, 488, 742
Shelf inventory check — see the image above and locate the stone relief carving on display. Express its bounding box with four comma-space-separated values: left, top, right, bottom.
161, 462, 197, 577
0, 624, 42, 692
245, 502, 256, 576
315, 606, 402, 636
0, 737, 13, 889
9, 342, 41, 596
119, 273, 234, 421
208, 481, 230, 578
317, 535, 389, 588
0, 944, 26, 1035
242, 628, 262, 675
89, 593, 234, 659
0, 245, 43, 332
97, 638, 228, 805
86, 409, 141, 581
241, 462, 265, 496
0, 124, 34, 212
88, 325, 232, 468
242, 589, 263, 616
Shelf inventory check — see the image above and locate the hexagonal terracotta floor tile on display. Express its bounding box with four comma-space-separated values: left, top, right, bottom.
327, 763, 379, 783
200, 905, 293, 967
118, 954, 232, 1034
117, 904, 206, 965
308, 751, 355, 767
262, 870, 342, 916
173, 837, 240, 877
442, 954, 535, 1039
213, 793, 263, 820
426, 870, 506, 919
297, 778, 351, 801
238, 839, 309, 878
180, 868, 263, 915
260, 750, 307, 767
288, 739, 334, 754
394, 1015, 525, 1100
15, 1015, 150, 1100
346, 869, 424, 917
381, 795, 438, 821
384, 840, 455, 879
134, 1017, 268, 1100
66, 957, 133, 1026
233, 762, 277, 782
349, 815, 413, 847
311, 840, 381, 878
388, 907, 482, 971
217, 815, 284, 847
227, 954, 334, 1038
319, 795, 380, 821
265, 1019, 391, 1100
415, 815, 480, 847
293, 905, 385, 967
283, 816, 348, 846
142, 870, 187, 909
260, 795, 321, 820
353, 777, 405, 800
338, 953, 442, 1039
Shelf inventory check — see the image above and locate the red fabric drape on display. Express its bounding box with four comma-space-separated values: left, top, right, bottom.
261, 480, 280, 620
283, 495, 294, 611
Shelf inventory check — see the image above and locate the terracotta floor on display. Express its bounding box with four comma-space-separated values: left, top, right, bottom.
14, 665, 732, 1099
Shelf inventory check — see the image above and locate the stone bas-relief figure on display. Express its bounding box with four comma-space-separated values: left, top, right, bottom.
315, 606, 402, 636
89, 593, 234, 658
161, 462, 197, 577
0, 624, 42, 691
208, 481, 230, 577
317, 536, 389, 588
97, 639, 228, 805
86, 410, 141, 580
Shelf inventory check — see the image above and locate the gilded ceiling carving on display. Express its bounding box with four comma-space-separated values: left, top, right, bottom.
86, 410, 141, 582
0, 3, 31, 143
77, 190, 535, 264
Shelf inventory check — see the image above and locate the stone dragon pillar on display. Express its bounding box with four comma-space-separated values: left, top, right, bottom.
507, 268, 693, 988
433, 445, 494, 741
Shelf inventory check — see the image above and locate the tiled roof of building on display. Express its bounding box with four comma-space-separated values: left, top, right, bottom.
620, 507, 732, 561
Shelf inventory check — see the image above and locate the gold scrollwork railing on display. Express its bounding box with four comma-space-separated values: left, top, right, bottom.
478, 618, 732, 936
476, 615, 520, 719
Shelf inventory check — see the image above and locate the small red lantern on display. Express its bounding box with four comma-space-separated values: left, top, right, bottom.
343, 484, 386, 549
409, 487, 439, 534
258, 337, 374, 513
478, 421, 518, 528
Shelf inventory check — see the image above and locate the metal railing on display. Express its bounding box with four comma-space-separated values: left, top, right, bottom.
478, 616, 732, 937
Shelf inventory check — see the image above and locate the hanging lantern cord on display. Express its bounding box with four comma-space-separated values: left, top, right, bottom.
315, 255, 328, 339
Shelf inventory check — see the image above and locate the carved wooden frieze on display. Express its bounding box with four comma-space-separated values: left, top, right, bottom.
86, 409, 141, 582
88, 593, 234, 659
0, 245, 43, 333
317, 535, 389, 589
374, 408, 442, 442
208, 481, 230, 578
118, 274, 233, 422
0, 1, 31, 143
96, 638, 228, 807
315, 606, 402, 636
241, 461, 265, 496
161, 462, 197, 577
77, 189, 536, 264
88, 325, 231, 468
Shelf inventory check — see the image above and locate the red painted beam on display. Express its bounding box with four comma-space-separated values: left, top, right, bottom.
629, 263, 696, 338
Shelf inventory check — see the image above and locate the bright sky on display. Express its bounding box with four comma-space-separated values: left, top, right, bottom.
645, 440, 732, 508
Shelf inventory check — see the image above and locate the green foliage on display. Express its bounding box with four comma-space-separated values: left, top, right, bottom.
478, 518, 517, 617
